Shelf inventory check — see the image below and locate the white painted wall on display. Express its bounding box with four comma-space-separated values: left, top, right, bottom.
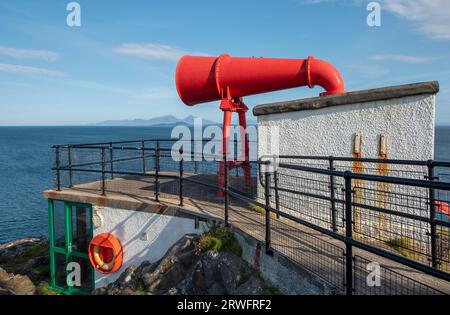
256, 93, 437, 244
93, 207, 209, 288
258, 94, 436, 160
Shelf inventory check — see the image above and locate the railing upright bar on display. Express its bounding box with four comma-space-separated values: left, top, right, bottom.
344, 172, 354, 295
224, 154, 229, 227
273, 167, 280, 219
179, 148, 184, 207
264, 170, 273, 256
109, 143, 114, 179
68, 146, 73, 188
329, 156, 337, 232
101, 147, 106, 196
55, 146, 61, 191
427, 160, 438, 268
155, 140, 160, 202
141, 140, 146, 174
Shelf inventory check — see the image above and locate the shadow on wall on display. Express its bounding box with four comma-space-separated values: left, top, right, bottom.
94, 208, 209, 287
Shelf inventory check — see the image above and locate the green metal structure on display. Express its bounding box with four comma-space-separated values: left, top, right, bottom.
48, 199, 94, 295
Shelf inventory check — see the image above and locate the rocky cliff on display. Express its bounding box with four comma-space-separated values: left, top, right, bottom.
96, 228, 279, 295
0, 237, 51, 295
0, 227, 279, 295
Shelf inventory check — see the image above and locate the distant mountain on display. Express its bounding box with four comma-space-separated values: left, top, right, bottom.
95, 115, 219, 126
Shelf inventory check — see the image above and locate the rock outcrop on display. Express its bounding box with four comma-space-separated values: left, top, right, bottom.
0, 237, 50, 295
0, 267, 36, 295
95, 233, 279, 295
0, 237, 45, 264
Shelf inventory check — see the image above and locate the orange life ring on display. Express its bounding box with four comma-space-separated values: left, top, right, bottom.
88, 233, 123, 274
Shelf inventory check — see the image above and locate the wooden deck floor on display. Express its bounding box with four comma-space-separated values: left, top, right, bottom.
44, 172, 450, 295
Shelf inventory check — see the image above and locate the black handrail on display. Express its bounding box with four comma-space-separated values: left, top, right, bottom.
52, 140, 450, 295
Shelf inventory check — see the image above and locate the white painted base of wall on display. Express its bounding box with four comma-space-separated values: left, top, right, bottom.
93, 207, 210, 289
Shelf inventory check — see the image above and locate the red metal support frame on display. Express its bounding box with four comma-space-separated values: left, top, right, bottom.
217, 98, 251, 196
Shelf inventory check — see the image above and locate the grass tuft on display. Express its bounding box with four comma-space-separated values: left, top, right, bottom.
386, 237, 420, 260
247, 203, 277, 219
37, 282, 59, 295
200, 227, 242, 257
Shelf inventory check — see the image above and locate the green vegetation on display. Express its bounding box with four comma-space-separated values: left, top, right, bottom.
134, 274, 147, 293
437, 228, 450, 264
30, 264, 50, 283
237, 269, 280, 295
386, 237, 420, 260
37, 282, 59, 295
200, 226, 242, 257
262, 283, 281, 295
1, 243, 49, 273
0, 242, 50, 290
247, 203, 277, 219
237, 269, 253, 287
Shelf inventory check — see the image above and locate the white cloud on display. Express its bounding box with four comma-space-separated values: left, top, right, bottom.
381, 0, 450, 40
299, 0, 450, 41
0, 63, 65, 77
369, 54, 434, 63
113, 43, 210, 61
0, 46, 59, 61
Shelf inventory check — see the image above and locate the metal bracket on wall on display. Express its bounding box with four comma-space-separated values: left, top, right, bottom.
353, 133, 363, 156
379, 134, 388, 157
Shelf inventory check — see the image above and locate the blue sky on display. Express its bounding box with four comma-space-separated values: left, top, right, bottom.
0, 0, 449, 125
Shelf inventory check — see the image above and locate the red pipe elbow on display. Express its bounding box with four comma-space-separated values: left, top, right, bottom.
306, 56, 345, 96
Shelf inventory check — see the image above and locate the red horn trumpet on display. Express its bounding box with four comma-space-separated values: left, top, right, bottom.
175, 54, 345, 195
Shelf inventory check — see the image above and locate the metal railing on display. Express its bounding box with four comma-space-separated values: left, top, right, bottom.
51, 139, 450, 295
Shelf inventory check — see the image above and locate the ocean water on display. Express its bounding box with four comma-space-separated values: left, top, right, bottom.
0, 126, 173, 243
0, 126, 449, 243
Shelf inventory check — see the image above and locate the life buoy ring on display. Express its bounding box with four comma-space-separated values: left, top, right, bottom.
88, 233, 123, 274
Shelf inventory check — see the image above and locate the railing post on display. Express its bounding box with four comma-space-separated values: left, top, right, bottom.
273, 168, 280, 219
141, 140, 146, 174
101, 147, 106, 196
224, 154, 229, 227
344, 171, 354, 295
68, 146, 73, 188
193, 139, 199, 174
329, 156, 338, 232
155, 140, 160, 202
427, 160, 438, 268
179, 148, 184, 207
109, 143, 114, 179
264, 168, 274, 256
55, 146, 61, 191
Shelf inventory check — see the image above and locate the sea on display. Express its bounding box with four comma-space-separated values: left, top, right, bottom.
0, 126, 449, 243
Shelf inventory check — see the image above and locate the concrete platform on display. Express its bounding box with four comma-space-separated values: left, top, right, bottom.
44, 172, 450, 295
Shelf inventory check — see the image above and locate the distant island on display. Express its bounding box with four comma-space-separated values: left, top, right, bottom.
95, 115, 257, 127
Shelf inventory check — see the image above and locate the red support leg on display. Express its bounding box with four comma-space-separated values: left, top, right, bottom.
217, 99, 252, 197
